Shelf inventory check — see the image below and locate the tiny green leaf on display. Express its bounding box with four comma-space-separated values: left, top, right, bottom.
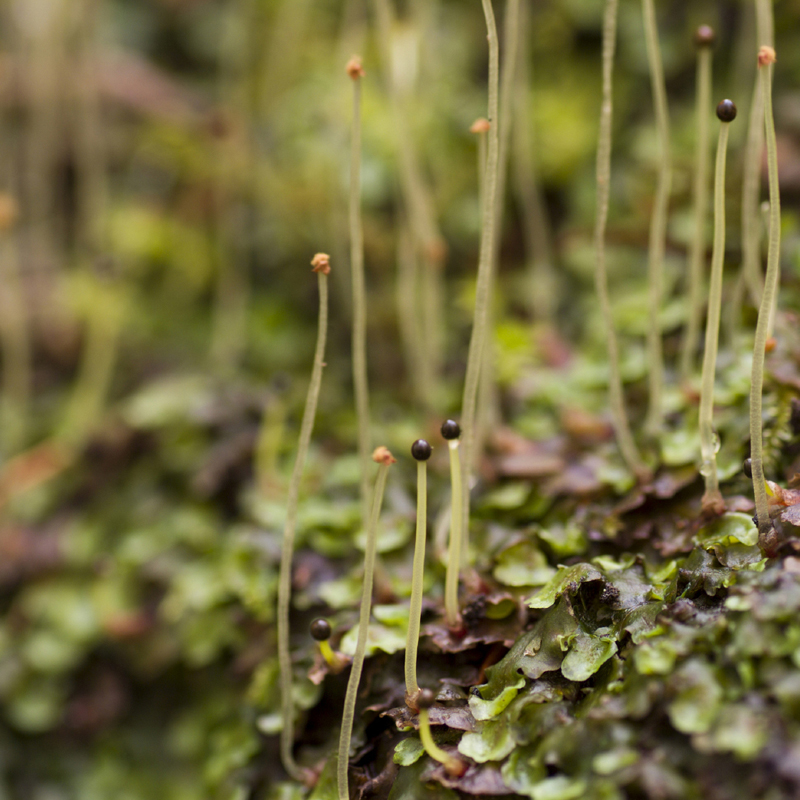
561, 628, 617, 682
458, 716, 515, 763
527, 564, 603, 609
393, 737, 426, 766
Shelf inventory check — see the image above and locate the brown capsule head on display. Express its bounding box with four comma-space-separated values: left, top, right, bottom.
758, 46, 776, 67
743, 458, 753, 479
372, 446, 397, 465
411, 439, 432, 461
310, 618, 332, 641
716, 99, 737, 122
695, 25, 715, 48
441, 420, 461, 440
469, 118, 491, 134
311, 253, 331, 274
346, 56, 365, 80
417, 688, 436, 710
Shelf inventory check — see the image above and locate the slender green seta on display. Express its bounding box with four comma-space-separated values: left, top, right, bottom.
699, 101, 736, 513
338, 446, 396, 800
641, 0, 672, 438
347, 56, 372, 531
593, 0, 649, 482
680, 28, 713, 381
444, 438, 464, 628
460, 0, 500, 565
405, 443, 431, 703
319, 638, 338, 667
278, 255, 331, 782
475, 0, 520, 467
741, 75, 765, 308
742, 0, 776, 309
492, 0, 520, 252
751, 47, 780, 537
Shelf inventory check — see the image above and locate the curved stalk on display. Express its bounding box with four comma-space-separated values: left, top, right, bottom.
419, 709, 465, 776
460, 0, 500, 566
593, 0, 649, 481
641, 0, 672, 438
751, 48, 780, 536
413, 688, 466, 775
278, 257, 331, 782
699, 106, 735, 512
338, 447, 395, 800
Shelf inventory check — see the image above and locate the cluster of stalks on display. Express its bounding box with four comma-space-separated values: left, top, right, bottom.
275, 39, 474, 787
593, 0, 783, 543
274, 8, 788, 787
278, 412, 468, 789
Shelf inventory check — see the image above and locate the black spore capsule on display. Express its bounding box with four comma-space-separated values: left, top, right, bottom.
716, 99, 737, 123
411, 439, 432, 461
310, 618, 332, 641
743, 458, 753, 479
695, 25, 715, 48
440, 420, 461, 440
416, 688, 436, 710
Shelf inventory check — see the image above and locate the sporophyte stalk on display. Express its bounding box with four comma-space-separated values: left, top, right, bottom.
641, 0, 672, 439
416, 688, 466, 777
698, 100, 736, 515
441, 419, 464, 630
346, 55, 373, 536
405, 438, 432, 706
593, 0, 650, 483
750, 46, 781, 540
278, 253, 332, 782
338, 446, 396, 800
